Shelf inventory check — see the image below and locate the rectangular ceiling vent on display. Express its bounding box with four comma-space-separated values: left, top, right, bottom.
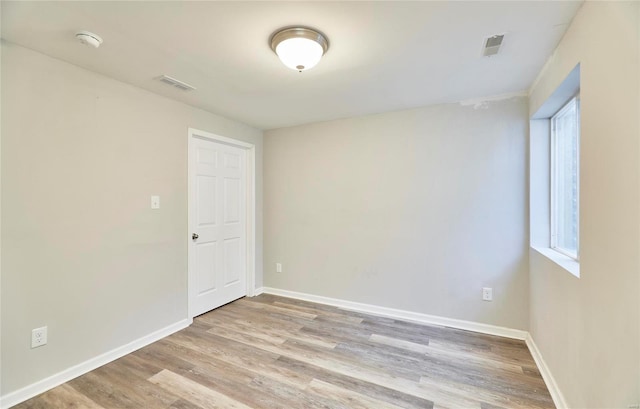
156, 75, 196, 92
483, 34, 505, 57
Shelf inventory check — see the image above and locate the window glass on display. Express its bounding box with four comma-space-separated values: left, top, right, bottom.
551, 96, 579, 259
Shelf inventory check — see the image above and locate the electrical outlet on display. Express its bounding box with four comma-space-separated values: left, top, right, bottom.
276, 263, 282, 273
482, 287, 493, 301
31, 326, 48, 348
151, 195, 160, 209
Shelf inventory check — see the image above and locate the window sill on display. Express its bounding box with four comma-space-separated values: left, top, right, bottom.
531, 246, 580, 278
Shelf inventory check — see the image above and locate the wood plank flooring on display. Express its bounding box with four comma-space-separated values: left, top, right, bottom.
13, 294, 554, 409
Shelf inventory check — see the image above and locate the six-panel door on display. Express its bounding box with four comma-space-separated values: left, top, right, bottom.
190, 136, 247, 316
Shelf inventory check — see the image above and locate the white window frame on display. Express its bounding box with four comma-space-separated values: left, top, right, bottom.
550, 95, 580, 261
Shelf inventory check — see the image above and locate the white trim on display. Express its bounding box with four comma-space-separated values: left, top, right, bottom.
261, 287, 527, 340
253, 287, 265, 296
187, 128, 257, 319
0, 319, 191, 409
189, 128, 254, 149
526, 333, 568, 409
532, 246, 580, 278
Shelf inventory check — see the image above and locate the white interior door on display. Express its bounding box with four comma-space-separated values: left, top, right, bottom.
189, 135, 247, 316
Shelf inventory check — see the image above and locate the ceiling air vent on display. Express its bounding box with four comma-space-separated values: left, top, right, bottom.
482, 34, 505, 57
156, 75, 196, 91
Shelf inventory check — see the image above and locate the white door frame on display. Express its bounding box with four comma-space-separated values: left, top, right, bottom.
187, 127, 256, 319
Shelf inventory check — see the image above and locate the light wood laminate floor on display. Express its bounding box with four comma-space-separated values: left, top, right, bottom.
14, 294, 554, 409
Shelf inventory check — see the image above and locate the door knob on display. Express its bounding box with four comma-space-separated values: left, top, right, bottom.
192, 233, 199, 240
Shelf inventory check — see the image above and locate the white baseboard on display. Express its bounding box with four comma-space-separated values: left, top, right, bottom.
2, 291, 564, 409
525, 333, 568, 409
261, 287, 527, 340
0, 318, 192, 409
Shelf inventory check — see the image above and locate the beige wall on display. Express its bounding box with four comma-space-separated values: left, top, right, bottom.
0, 42, 263, 395
264, 97, 529, 330
529, 2, 640, 408
0, 17, 3, 398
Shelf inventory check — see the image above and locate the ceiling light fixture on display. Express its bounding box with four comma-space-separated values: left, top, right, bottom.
270, 27, 329, 72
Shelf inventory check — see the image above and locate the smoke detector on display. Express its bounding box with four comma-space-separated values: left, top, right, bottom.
482, 34, 505, 57
75, 31, 103, 48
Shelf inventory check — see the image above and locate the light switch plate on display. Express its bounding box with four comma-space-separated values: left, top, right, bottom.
151, 195, 160, 209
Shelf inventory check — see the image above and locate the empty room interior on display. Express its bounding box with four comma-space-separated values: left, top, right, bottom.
1, 1, 639, 408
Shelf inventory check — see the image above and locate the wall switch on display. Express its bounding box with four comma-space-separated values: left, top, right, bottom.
151, 195, 160, 209
482, 287, 493, 301
276, 263, 282, 273
31, 326, 48, 348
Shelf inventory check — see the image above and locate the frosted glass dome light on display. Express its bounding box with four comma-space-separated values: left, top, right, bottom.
270, 27, 329, 72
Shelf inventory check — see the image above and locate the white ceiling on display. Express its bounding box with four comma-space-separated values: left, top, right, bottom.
1, 1, 581, 130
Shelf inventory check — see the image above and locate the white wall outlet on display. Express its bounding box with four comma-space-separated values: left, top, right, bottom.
31, 326, 48, 348
151, 195, 160, 209
276, 262, 282, 273
482, 287, 493, 301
